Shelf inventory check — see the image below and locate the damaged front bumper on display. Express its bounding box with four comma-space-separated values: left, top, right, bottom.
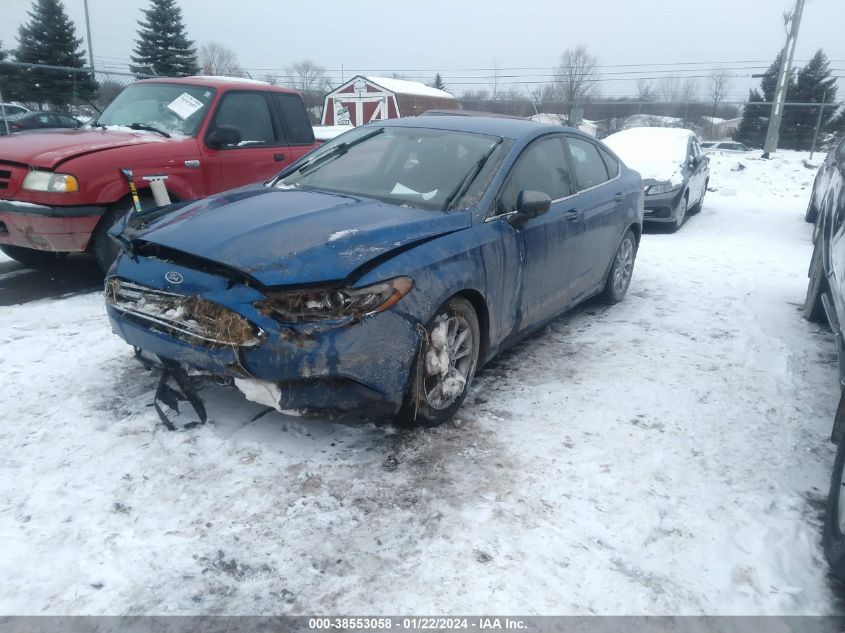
105, 256, 420, 417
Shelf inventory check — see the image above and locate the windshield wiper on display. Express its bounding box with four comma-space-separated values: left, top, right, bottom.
442, 137, 504, 211
288, 127, 385, 179
89, 121, 106, 130
129, 122, 171, 138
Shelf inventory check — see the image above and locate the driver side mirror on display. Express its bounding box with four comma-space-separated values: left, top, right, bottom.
510, 190, 551, 225
206, 124, 242, 149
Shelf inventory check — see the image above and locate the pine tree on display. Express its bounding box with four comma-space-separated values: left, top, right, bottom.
780, 50, 838, 149
733, 52, 795, 148
432, 73, 447, 92
130, 0, 198, 77
14, 0, 98, 108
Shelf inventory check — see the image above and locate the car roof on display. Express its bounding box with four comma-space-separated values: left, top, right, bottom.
374, 114, 585, 141
133, 76, 301, 95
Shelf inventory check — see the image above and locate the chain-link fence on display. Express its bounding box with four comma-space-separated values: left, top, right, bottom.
0, 61, 152, 121
0, 61, 841, 149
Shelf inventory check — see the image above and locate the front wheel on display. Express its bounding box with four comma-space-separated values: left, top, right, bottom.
399, 297, 480, 427
91, 196, 153, 273
670, 193, 689, 233
0, 244, 68, 268
601, 229, 637, 303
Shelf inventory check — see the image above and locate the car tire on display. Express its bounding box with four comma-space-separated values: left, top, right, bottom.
91, 195, 152, 273
399, 296, 480, 427
670, 193, 689, 233
804, 234, 828, 324
689, 180, 708, 215
0, 244, 68, 268
824, 396, 845, 580
600, 229, 637, 303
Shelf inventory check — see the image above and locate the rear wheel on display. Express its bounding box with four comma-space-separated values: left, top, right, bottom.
824, 393, 845, 580
0, 244, 68, 268
601, 229, 637, 303
399, 297, 480, 427
804, 234, 828, 324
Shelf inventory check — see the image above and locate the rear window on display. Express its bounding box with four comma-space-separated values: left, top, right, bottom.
274, 94, 314, 145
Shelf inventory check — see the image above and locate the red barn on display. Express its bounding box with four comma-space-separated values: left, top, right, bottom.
321, 75, 457, 127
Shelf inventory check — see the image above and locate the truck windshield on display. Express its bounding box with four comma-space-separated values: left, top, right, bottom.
93, 83, 216, 138
274, 126, 511, 211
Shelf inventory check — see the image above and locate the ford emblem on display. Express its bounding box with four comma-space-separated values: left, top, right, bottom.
165, 271, 184, 284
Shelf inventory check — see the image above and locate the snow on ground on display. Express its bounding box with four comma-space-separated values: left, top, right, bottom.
0, 150, 841, 615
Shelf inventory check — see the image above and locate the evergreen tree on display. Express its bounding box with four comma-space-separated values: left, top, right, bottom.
733, 53, 792, 148
432, 73, 447, 92
14, 0, 98, 108
780, 50, 838, 149
130, 0, 199, 77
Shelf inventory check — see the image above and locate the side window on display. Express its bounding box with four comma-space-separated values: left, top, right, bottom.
692, 138, 703, 157
208, 92, 277, 148
274, 94, 314, 145
496, 136, 572, 215
567, 137, 609, 190
598, 146, 619, 178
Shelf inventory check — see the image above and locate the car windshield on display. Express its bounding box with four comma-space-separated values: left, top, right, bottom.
93, 83, 216, 137
275, 126, 511, 211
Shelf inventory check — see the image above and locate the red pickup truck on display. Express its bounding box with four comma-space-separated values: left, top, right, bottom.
0, 76, 318, 270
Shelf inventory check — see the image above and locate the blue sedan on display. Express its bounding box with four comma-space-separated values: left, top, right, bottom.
105, 116, 643, 426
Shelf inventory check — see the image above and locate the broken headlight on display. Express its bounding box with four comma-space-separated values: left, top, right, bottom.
257, 277, 414, 323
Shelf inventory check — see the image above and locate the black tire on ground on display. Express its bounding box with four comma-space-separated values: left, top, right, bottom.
398, 296, 480, 427
804, 234, 828, 324
670, 193, 689, 233
601, 229, 638, 303
91, 196, 152, 273
0, 244, 68, 268
806, 198, 818, 224
689, 180, 708, 215
824, 393, 845, 580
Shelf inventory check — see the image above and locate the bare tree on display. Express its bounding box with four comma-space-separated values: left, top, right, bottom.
636, 79, 656, 102
198, 42, 244, 77
658, 77, 680, 103
708, 68, 731, 115
553, 45, 599, 105
285, 60, 330, 123
679, 77, 698, 103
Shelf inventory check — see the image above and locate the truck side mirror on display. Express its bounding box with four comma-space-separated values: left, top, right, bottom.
206, 124, 242, 149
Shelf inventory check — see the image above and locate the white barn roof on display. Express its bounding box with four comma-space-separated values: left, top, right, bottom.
365, 76, 454, 99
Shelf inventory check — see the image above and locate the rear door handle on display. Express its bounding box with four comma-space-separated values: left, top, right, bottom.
614, 193, 625, 203
564, 209, 580, 221
274, 153, 286, 162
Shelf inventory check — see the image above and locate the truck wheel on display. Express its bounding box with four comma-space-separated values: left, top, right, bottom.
0, 244, 68, 268
91, 196, 152, 273
399, 297, 480, 427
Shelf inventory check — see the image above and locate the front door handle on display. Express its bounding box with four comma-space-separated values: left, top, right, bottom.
614, 192, 625, 203
274, 153, 286, 162
564, 209, 580, 221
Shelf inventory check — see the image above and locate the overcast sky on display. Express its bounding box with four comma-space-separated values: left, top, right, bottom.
1, 0, 842, 101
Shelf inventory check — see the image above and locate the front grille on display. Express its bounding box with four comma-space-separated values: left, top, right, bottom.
106, 278, 263, 348
0, 164, 24, 195
0, 170, 11, 179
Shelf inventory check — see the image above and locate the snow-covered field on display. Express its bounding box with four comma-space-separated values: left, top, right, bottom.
0, 150, 841, 615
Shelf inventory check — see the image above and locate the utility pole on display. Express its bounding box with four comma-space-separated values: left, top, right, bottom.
762, 0, 804, 158
810, 88, 827, 160
83, 0, 95, 72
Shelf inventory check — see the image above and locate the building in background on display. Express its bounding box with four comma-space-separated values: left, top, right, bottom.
321, 75, 457, 126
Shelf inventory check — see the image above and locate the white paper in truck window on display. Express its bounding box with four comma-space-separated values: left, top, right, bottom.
166, 92, 204, 120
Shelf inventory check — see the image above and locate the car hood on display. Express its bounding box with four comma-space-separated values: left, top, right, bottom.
131, 186, 471, 287
0, 128, 171, 169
